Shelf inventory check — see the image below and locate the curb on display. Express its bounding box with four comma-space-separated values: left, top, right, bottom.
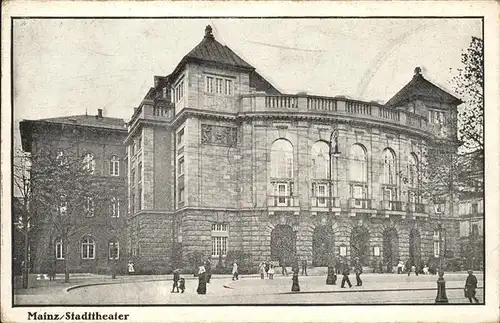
279, 286, 484, 295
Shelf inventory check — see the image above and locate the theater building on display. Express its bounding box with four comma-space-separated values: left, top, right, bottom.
19, 110, 128, 274
126, 25, 463, 273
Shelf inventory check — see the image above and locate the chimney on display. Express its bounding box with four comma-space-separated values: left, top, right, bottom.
97, 109, 103, 119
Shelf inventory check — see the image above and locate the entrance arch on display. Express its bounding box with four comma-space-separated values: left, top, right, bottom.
382, 228, 399, 267
270, 225, 296, 265
350, 226, 370, 265
409, 228, 421, 265
312, 226, 335, 266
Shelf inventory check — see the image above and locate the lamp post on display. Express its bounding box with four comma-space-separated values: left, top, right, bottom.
326, 127, 341, 285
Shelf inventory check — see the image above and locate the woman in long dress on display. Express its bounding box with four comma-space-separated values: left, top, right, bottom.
197, 266, 207, 294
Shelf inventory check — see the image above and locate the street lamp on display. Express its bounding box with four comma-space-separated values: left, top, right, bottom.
326, 127, 341, 285
435, 203, 449, 303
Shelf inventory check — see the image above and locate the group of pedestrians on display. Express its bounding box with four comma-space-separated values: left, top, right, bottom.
258, 261, 276, 279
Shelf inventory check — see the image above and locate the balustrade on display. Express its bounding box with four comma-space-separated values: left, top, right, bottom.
265, 95, 298, 109
307, 97, 337, 111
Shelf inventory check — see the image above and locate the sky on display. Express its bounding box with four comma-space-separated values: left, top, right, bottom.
12, 18, 482, 143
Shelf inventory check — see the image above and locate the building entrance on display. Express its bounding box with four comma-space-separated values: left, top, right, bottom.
312, 225, 335, 266
409, 228, 421, 266
383, 228, 399, 267
270, 225, 296, 266
350, 226, 370, 265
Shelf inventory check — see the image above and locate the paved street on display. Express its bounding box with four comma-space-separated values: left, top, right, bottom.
14, 272, 483, 305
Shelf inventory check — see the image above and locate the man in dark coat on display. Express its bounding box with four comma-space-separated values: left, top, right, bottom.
465, 270, 479, 303
197, 266, 207, 294
353, 257, 363, 286
301, 258, 308, 276
204, 259, 212, 283
171, 269, 180, 293
340, 260, 352, 288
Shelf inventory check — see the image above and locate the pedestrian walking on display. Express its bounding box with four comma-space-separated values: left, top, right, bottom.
340, 260, 352, 288
405, 259, 412, 276
268, 265, 275, 279
423, 265, 429, 275
171, 269, 180, 293
378, 259, 383, 273
397, 260, 404, 274
127, 261, 135, 275
232, 262, 239, 281
354, 257, 363, 286
179, 277, 186, 293
204, 259, 212, 283
301, 258, 308, 276
279, 258, 288, 276
197, 266, 207, 294
464, 270, 479, 303
259, 262, 266, 279
265, 261, 270, 278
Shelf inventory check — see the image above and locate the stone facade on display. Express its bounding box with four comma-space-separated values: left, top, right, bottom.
126, 26, 463, 274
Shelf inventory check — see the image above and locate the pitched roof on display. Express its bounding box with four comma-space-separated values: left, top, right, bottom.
183, 25, 254, 70
385, 67, 462, 107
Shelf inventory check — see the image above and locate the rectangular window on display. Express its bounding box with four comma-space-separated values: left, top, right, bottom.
459, 203, 466, 216
178, 187, 185, 204
55, 239, 64, 260
478, 200, 484, 213
109, 242, 119, 260
85, 197, 94, 217
178, 157, 184, 175
131, 169, 135, 188
138, 162, 142, 183
175, 80, 184, 102
211, 222, 229, 257
317, 184, 327, 207
276, 183, 288, 206
353, 185, 364, 199
110, 197, 120, 218
216, 78, 223, 94
206, 76, 214, 93
138, 184, 142, 211
225, 79, 232, 95
137, 136, 142, 152
433, 241, 440, 257
131, 192, 135, 214
177, 128, 184, 146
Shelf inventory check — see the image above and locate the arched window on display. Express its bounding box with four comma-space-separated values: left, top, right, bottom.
270, 139, 293, 178
311, 141, 329, 179
350, 144, 367, 182
83, 153, 95, 174
109, 155, 119, 176
81, 236, 95, 259
108, 240, 119, 260
55, 238, 64, 260
409, 153, 418, 186
382, 148, 396, 184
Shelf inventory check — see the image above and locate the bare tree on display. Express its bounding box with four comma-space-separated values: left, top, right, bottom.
13, 151, 35, 289
24, 148, 126, 283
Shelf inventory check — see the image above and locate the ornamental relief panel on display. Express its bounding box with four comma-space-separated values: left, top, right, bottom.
201, 124, 238, 147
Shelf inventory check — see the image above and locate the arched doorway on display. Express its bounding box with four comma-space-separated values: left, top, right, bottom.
383, 228, 399, 267
350, 226, 370, 265
312, 226, 335, 266
270, 225, 296, 265
409, 228, 421, 265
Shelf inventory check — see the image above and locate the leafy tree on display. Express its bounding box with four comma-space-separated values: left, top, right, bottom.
451, 36, 483, 152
